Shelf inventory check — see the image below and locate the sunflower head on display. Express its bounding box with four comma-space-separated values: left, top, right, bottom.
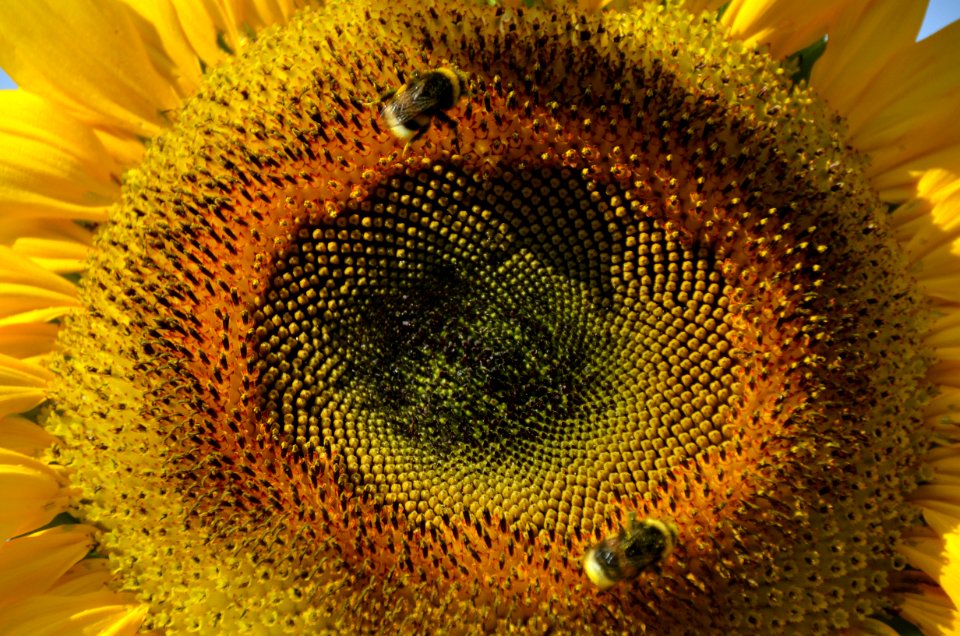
1, 0, 948, 634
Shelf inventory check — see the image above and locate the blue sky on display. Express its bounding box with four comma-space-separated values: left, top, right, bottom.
1, 1, 958, 90
919, 0, 960, 38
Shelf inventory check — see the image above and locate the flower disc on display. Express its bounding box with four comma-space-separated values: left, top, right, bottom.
49, 1, 932, 633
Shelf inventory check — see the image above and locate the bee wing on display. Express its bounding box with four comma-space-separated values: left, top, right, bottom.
381, 81, 436, 126
380, 99, 415, 126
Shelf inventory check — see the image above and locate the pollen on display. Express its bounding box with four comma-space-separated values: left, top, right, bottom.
47, 1, 932, 634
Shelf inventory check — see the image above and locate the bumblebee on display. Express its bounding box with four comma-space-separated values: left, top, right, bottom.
377, 67, 468, 155
583, 514, 678, 590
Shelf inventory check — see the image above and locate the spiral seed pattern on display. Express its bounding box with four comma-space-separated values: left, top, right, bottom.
49, 2, 931, 634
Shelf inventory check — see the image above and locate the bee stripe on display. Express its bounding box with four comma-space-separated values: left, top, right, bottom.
583, 548, 618, 590
382, 109, 416, 140
436, 67, 462, 101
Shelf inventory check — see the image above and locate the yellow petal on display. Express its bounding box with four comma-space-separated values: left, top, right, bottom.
110, 1, 199, 101
0, 247, 79, 326
0, 309, 77, 331
86, 605, 150, 636
0, 0, 181, 140
928, 314, 960, 352
91, 129, 151, 169
858, 617, 902, 636
918, 501, 960, 538
926, 314, 960, 406
927, 389, 960, 438
0, 416, 57, 456
39, 560, 148, 634
235, 0, 302, 27
11, 238, 91, 275
0, 465, 69, 540
0, 354, 54, 418
839, 21, 960, 201
168, 0, 243, 64
900, 587, 960, 636
911, 447, 960, 609
50, 559, 114, 594
720, 0, 846, 60
886, 171, 960, 303
0, 219, 94, 251
0, 91, 118, 223
680, 0, 727, 13
914, 484, 960, 508
0, 450, 70, 540
926, 445, 960, 469
0, 322, 60, 360
0, 524, 97, 610
892, 171, 960, 258
0, 597, 145, 636
0, 283, 78, 326
121, 0, 223, 96
810, 0, 927, 116
112, 0, 277, 166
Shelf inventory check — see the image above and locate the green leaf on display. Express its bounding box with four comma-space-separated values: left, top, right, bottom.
874, 614, 924, 636
787, 37, 827, 85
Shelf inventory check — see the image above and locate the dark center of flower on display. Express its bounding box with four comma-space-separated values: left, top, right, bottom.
253, 166, 736, 496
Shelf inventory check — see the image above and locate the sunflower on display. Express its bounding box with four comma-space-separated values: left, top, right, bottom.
1, 0, 958, 633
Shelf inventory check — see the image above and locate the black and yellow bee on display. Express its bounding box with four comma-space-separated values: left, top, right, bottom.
376, 67, 468, 155
583, 514, 679, 590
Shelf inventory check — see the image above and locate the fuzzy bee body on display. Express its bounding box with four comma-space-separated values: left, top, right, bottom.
584, 514, 678, 590
378, 67, 468, 154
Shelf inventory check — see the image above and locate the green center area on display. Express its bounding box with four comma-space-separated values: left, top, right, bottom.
344, 261, 605, 458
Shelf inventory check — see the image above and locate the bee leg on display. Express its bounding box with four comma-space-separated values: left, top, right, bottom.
401, 124, 431, 158
363, 88, 396, 107
434, 111, 460, 153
